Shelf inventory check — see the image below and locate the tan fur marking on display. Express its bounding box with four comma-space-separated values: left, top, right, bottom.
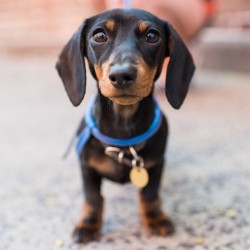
73, 202, 103, 243
139, 194, 174, 236
94, 65, 103, 80
95, 55, 157, 106
139, 195, 162, 215
113, 102, 139, 119
78, 202, 103, 223
105, 20, 115, 31
88, 155, 118, 176
139, 22, 148, 32
134, 57, 157, 97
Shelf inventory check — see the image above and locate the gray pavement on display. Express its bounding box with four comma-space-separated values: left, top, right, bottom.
0, 55, 250, 250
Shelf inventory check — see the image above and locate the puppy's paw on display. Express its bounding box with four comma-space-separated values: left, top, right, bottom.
72, 221, 101, 244
143, 211, 175, 236
139, 196, 174, 237
73, 203, 103, 244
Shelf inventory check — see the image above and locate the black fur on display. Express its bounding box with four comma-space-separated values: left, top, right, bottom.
56, 8, 195, 243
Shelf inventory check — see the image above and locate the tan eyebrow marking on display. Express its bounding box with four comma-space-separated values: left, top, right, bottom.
105, 20, 115, 31
138, 22, 148, 32
94, 64, 103, 80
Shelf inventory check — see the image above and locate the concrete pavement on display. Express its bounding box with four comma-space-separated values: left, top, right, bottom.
0, 55, 250, 250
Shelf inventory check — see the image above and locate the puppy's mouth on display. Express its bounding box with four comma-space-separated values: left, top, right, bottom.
109, 94, 142, 105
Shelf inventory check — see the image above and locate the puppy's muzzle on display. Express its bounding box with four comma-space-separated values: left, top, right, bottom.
109, 63, 137, 89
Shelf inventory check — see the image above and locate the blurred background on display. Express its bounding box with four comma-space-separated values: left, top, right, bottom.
0, 1, 250, 250
0, 0, 250, 73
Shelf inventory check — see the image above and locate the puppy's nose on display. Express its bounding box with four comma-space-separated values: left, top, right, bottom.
109, 64, 137, 89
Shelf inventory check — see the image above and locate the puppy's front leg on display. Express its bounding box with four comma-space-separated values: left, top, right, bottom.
139, 163, 175, 236
73, 166, 103, 244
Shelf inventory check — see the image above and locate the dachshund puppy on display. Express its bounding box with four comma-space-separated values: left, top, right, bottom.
56, 8, 195, 244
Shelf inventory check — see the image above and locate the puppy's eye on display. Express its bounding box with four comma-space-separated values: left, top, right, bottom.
145, 30, 160, 43
92, 29, 107, 43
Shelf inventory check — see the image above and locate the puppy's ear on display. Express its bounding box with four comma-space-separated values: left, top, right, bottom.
164, 22, 195, 109
56, 24, 86, 106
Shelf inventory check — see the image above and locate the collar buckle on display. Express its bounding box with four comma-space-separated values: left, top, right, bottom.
104, 146, 144, 168
129, 147, 144, 168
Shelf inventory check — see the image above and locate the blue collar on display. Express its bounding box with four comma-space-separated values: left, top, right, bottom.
76, 96, 162, 155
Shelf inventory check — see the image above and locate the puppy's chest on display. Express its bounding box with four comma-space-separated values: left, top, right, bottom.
85, 144, 131, 183
83, 140, 155, 184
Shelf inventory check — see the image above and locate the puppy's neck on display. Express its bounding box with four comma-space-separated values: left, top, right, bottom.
94, 94, 154, 139
112, 102, 139, 120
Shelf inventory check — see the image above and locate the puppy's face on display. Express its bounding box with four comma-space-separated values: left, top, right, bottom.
84, 10, 167, 105
56, 9, 195, 109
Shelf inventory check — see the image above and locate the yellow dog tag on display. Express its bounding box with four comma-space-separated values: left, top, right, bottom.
130, 167, 149, 188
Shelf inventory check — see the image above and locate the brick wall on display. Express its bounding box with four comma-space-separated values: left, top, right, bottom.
215, 0, 250, 28
0, 0, 96, 54
217, 0, 250, 11
0, 0, 249, 54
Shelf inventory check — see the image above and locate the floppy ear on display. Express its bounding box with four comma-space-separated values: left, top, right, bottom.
56, 24, 86, 106
164, 22, 195, 109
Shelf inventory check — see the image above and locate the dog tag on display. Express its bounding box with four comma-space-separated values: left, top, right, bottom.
130, 167, 149, 188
